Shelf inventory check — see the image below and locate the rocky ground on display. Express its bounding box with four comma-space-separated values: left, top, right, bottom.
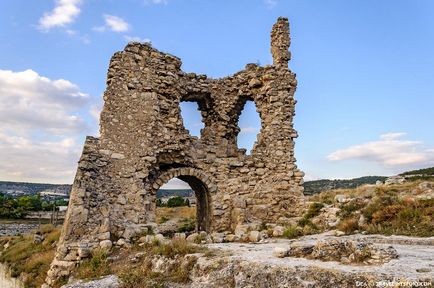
58, 231, 433, 288
0, 223, 39, 236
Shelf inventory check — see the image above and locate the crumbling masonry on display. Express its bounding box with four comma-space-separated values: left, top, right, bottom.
46, 17, 304, 285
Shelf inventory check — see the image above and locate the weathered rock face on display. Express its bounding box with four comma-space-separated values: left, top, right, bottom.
287, 239, 399, 265
46, 17, 304, 285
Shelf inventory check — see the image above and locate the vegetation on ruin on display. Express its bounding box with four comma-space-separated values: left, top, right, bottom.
72, 237, 208, 288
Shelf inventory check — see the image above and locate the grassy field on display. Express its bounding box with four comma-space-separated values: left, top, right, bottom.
156, 206, 195, 224
0, 224, 60, 288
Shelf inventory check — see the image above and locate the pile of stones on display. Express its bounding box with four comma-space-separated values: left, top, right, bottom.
274, 238, 399, 265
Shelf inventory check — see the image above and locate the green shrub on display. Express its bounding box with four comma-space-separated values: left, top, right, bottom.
167, 196, 189, 207
282, 226, 302, 239
177, 218, 195, 233
76, 249, 111, 280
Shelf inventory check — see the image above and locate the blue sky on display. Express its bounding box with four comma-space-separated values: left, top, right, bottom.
0, 0, 433, 184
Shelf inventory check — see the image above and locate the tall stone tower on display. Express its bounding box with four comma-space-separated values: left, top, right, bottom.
46, 17, 304, 285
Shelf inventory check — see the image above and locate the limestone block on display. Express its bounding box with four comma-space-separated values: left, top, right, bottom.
186, 233, 199, 243
272, 225, 284, 237
273, 247, 289, 258
248, 231, 261, 242
99, 240, 113, 251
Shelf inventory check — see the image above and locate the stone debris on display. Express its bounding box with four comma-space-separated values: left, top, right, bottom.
334, 194, 350, 203
286, 238, 399, 265
0, 223, 39, 236
272, 225, 284, 237
33, 232, 44, 244
99, 240, 112, 251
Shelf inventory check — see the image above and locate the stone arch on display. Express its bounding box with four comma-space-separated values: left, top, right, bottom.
147, 167, 216, 232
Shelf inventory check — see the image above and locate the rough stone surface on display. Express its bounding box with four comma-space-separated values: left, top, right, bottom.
61, 275, 120, 288
287, 238, 399, 265
273, 247, 289, 258
46, 17, 305, 285
99, 240, 112, 251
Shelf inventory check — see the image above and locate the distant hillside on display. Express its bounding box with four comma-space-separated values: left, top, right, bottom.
0, 181, 71, 198
157, 189, 193, 198
400, 166, 434, 176
303, 176, 387, 195
0, 181, 193, 199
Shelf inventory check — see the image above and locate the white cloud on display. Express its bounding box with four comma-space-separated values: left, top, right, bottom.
327, 133, 434, 168
92, 26, 106, 32
144, 0, 168, 5
264, 0, 278, 8
303, 173, 319, 181
379, 132, 407, 141
124, 35, 151, 43
90, 104, 102, 122
0, 131, 81, 183
103, 15, 130, 32
39, 0, 82, 30
0, 69, 89, 135
240, 126, 258, 134
0, 69, 92, 183
160, 178, 191, 190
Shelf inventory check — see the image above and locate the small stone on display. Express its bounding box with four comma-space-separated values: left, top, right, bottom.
416, 268, 431, 273
248, 78, 262, 88
155, 234, 166, 244
116, 238, 127, 246
99, 240, 113, 251
186, 233, 199, 243
272, 225, 284, 237
111, 152, 125, 159
224, 234, 238, 242
33, 233, 44, 244
211, 232, 224, 243
273, 247, 289, 258
334, 195, 349, 203
248, 230, 261, 242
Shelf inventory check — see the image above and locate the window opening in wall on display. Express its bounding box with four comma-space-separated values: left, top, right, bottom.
237, 100, 261, 154
179, 101, 204, 138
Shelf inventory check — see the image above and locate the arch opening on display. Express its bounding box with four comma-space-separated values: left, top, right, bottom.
156, 175, 211, 233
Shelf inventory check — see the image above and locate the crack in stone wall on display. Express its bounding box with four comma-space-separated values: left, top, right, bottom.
45, 17, 305, 286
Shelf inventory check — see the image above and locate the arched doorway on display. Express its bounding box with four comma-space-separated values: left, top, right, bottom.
147, 167, 215, 233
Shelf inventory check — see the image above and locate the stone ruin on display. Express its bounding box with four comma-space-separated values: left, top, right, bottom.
46, 17, 305, 285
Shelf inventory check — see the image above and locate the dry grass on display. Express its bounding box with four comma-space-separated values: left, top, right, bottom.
106, 238, 206, 288
309, 180, 434, 237
155, 206, 196, 224
75, 249, 111, 280
0, 224, 60, 287
337, 217, 359, 234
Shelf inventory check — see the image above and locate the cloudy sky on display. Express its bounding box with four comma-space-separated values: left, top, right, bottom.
0, 0, 433, 185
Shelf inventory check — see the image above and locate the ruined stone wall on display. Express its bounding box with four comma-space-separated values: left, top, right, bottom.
46, 17, 305, 286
